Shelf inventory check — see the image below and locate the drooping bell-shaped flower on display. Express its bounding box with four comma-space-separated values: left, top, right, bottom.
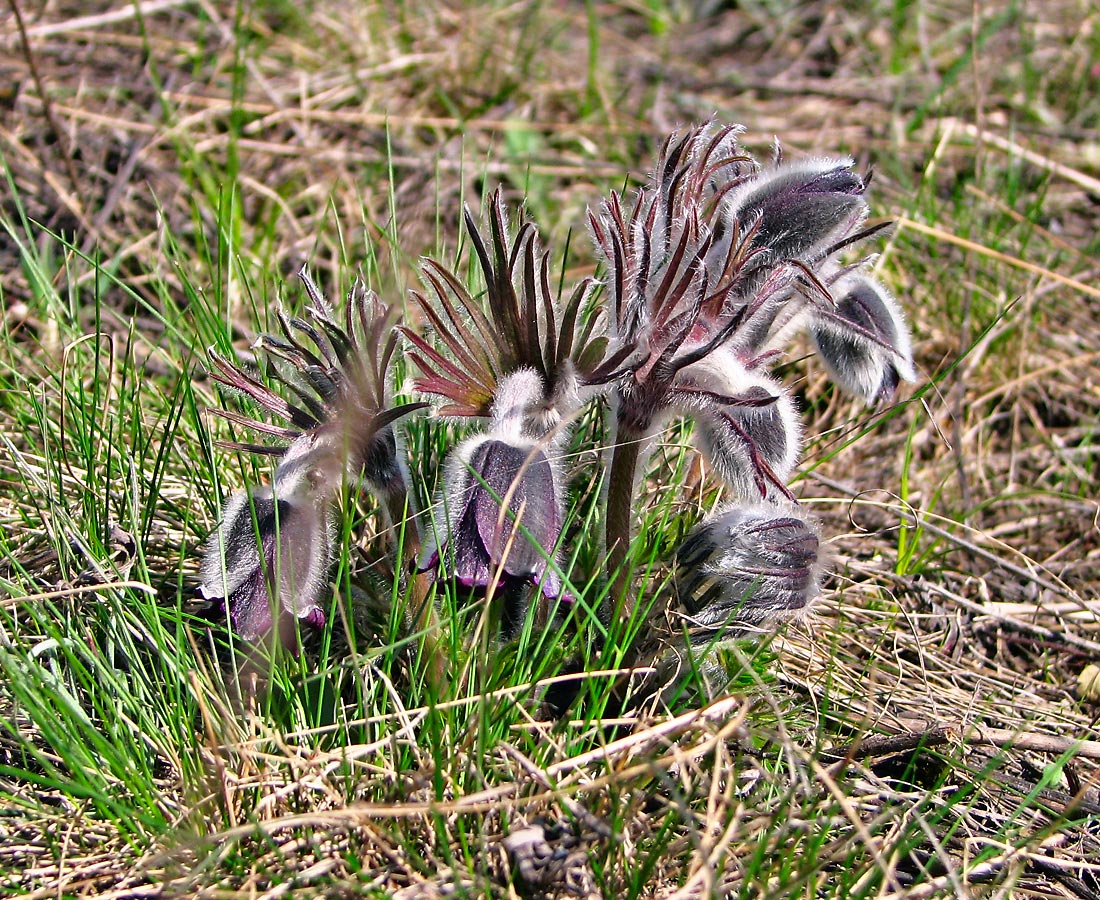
588, 123, 867, 471
404, 190, 607, 628
421, 370, 565, 603
675, 502, 822, 632
199, 469, 329, 646
808, 271, 916, 403
200, 274, 423, 648
588, 124, 819, 603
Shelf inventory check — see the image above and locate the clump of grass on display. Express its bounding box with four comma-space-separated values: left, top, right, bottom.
2, 1, 1099, 897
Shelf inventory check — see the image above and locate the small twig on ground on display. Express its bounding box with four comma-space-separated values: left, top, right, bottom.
969, 728, 1100, 762
825, 721, 1100, 764
0, 0, 196, 45
822, 724, 955, 763
919, 580, 1100, 656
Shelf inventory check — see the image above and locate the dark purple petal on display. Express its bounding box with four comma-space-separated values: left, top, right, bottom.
226, 567, 275, 641
433, 436, 564, 598
199, 485, 331, 648
450, 491, 493, 589
200, 489, 282, 641
469, 440, 562, 585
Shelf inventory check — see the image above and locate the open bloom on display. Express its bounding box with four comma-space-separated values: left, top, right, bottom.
200, 274, 422, 648
675, 502, 822, 631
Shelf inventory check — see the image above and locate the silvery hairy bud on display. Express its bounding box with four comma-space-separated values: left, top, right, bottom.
675, 502, 821, 631
677, 348, 801, 501
726, 156, 868, 280
809, 271, 916, 403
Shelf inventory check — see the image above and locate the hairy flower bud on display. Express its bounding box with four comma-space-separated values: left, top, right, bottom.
677, 349, 800, 500
809, 272, 917, 403
726, 157, 868, 276
675, 503, 821, 630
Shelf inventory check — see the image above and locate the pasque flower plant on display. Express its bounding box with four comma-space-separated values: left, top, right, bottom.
200, 120, 916, 682
401, 188, 624, 631
200, 271, 424, 649
589, 123, 912, 615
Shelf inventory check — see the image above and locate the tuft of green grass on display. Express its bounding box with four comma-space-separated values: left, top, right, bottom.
2, 1, 1099, 897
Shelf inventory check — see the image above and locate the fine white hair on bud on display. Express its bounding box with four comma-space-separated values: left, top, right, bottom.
723, 156, 868, 274
809, 271, 917, 403
677, 349, 801, 501
674, 502, 822, 632
489, 369, 551, 439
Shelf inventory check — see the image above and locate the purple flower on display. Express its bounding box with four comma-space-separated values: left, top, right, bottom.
675, 502, 822, 631
198, 481, 330, 648
403, 191, 606, 623
808, 271, 917, 403
588, 126, 828, 494
202, 275, 423, 648
422, 370, 565, 602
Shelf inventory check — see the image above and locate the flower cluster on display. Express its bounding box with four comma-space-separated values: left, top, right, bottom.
586, 124, 913, 618
200, 120, 916, 664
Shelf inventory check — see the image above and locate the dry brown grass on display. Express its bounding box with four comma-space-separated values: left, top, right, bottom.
2, 0, 1099, 897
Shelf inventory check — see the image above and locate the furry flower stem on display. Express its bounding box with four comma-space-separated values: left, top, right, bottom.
605, 423, 645, 616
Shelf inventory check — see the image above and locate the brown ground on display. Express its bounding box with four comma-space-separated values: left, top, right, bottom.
2, 1, 1098, 897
